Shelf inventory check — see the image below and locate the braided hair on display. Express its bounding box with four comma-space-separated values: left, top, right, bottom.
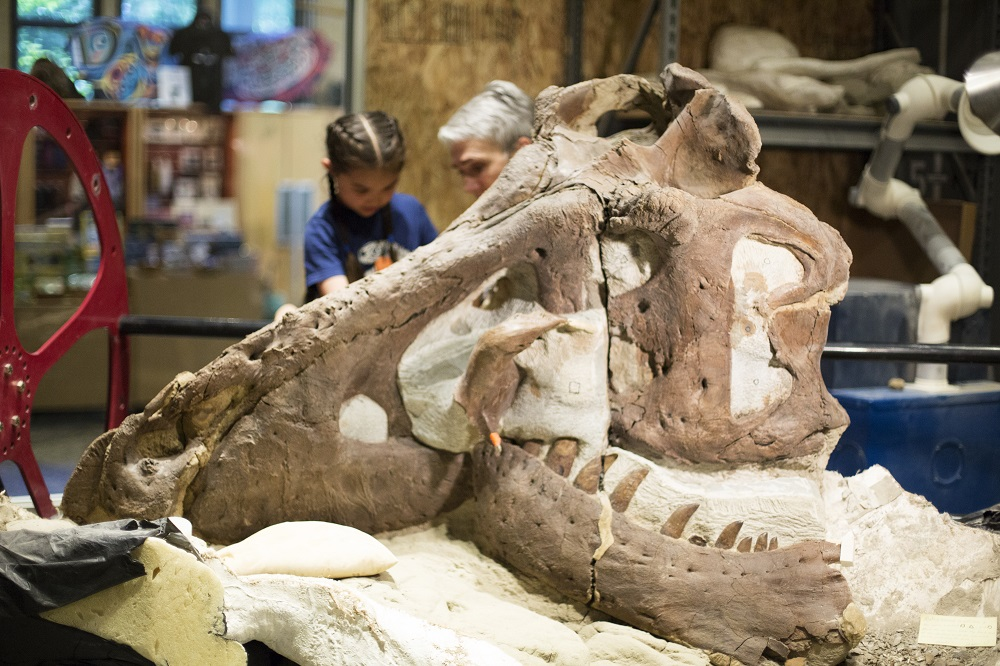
326, 111, 406, 197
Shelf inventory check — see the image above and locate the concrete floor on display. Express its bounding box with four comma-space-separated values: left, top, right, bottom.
0, 410, 105, 501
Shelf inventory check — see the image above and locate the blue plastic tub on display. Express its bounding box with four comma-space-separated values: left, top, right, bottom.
828, 385, 1000, 515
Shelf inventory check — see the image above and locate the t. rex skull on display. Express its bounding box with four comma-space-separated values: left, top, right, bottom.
63, 65, 858, 664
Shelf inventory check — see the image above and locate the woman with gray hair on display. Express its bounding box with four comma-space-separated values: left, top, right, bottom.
438, 80, 534, 198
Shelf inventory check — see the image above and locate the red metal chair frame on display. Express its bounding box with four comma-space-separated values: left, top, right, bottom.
0, 69, 130, 517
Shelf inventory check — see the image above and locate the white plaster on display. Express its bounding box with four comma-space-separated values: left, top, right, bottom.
822, 467, 1000, 631
847, 467, 904, 510
501, 308, 611, 480
600, 230, 663, 298
729, 237, 803, 418
579, 622, 711, 666
212, 561, 520, 666
609, 336, 654, 396
602, 448, 827, 544
398, 266, 544, 453
339, 394, 388, 443
338, 523, 592, 666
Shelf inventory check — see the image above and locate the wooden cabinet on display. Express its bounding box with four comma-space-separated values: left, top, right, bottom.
22, 270, 263, 411
15, 102, 233, 224
231, 107, 339, 303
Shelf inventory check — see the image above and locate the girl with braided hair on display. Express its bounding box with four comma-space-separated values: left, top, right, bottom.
302, 111, 438, 301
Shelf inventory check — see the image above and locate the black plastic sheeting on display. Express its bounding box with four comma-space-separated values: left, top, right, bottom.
0, 517, 193, 665
956, 504, 1000, 533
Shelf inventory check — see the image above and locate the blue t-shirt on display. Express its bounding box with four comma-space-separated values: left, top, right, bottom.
304, 193, 438, 294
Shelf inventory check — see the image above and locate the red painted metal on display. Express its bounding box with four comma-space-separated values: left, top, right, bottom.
0, 69, 130, 517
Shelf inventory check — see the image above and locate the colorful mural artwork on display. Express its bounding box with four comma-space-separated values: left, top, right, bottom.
67, 19, 332, 105
69, 19, 172, 101
225, 29, 332, 103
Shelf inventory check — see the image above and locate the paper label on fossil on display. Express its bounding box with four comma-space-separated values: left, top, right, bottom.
916, 614, 997, 647
838, 530, 854, 565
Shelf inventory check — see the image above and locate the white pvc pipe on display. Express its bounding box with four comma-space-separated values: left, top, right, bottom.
850, 74, 994, 387
915, 264, 994, 388
884, 75, 963, 141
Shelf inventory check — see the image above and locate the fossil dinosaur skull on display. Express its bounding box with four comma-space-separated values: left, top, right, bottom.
63, 65, 859, 664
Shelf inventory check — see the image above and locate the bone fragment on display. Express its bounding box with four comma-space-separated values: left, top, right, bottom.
764, 637, 791, 659
594, 492, 615, 563
522, 440, 543, 456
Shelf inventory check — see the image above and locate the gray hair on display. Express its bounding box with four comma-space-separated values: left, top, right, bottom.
438, 80, 534, 152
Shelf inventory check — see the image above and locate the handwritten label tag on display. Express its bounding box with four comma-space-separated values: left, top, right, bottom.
917, 614, 997, 647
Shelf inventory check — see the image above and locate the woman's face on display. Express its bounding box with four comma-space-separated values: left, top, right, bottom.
448, 138, 511, 198
330, 164, 399, 218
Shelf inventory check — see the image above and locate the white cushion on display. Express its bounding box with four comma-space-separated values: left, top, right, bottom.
216, 521, 397, 579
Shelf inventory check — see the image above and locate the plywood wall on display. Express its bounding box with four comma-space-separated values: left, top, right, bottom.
365, 0, 881, 233
365, 0, 566, 228
580, 1, 662, 79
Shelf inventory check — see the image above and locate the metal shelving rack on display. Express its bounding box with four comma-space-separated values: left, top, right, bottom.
750, 111, 975, 153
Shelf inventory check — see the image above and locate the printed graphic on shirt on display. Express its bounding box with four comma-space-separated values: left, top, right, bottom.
357, 240, 412, 276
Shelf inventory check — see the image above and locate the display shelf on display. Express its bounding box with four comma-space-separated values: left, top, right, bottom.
750, 110, 974, 153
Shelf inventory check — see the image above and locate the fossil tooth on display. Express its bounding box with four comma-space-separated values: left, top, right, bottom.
609, 467, 649, 512
688, 535, 708, 546
660, 503, 699, 538
456, 311, 566, 436
736, 537, 752, 552
754, 533, 769, 552
768, 536, 779, 551
573, 454, 617, 494
522, 440, 543, 457
545, 438, 578, 477
714, 520, 743, 549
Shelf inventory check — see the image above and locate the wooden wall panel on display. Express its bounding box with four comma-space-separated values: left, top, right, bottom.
365, 0, 565, 228
581, 1, 662, 79
233, 108, 337, 302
